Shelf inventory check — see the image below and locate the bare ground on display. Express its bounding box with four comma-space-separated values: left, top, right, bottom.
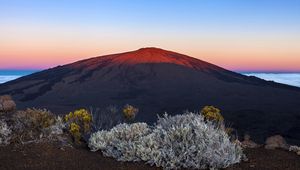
0, 143, 299, 170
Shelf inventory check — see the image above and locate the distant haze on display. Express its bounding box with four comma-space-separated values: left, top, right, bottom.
243, 73, 300, 87
1, 70, 300, 88
0, 75, 21, 84
0, 70, 38, 84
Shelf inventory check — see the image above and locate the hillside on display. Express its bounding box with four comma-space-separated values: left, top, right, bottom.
1, 47, 300, 144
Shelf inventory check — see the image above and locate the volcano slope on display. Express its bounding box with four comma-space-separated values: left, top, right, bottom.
1, 47, 300, 144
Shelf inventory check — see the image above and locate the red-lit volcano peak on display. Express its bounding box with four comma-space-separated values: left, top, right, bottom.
111, 47, 206, 68
1, 47, 300, 145
70, 47, 217, 70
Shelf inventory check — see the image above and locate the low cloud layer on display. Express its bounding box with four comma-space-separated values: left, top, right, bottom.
1, 73, 300, 88
243, 73, 300, 87
0, 76, 21, 84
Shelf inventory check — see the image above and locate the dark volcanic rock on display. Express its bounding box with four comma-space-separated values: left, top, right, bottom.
1, 47, 300, 144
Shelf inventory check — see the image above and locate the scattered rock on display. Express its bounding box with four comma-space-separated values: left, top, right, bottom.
241, 134, 260, 148
241, 154, 249, 162
289, 145, 300, 156
265, 135, 289, 150
0, 95, 16, 113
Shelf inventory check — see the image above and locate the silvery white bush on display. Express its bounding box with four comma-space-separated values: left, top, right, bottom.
48, 116, 65, 135
89, 122, 151, 161
89, 112, 243, 169
0, 119, 12, 145
13, 114, 66, 144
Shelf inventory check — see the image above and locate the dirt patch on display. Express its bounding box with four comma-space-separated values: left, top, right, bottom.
0, 143, 159, 170
0, 143, 300, 170
227, 147, 300, 170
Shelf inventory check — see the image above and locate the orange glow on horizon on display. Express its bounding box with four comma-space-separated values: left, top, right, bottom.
1, 1, 300, 72
1, 24, 299, 71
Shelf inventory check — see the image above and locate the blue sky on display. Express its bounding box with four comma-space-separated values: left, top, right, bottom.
2, 0, 299, 31
1, 0, 300, 71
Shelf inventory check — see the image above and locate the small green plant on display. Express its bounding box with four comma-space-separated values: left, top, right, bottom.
200, 106, 224, 122
122, 104, 138, 121
64, 109, 92, 143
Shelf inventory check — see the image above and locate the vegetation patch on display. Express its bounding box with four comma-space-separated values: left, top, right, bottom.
89, 110, 243, 169
0, 108, 66, 145
0, 119, 12, 145
65, 109, 92, 144
122, 104, 139, 121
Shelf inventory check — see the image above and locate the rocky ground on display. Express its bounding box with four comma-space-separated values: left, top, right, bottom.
1, 142, 300, 170
1, 95, 300, 170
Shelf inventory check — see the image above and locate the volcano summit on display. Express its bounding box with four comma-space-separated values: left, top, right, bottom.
1, 47, 300, 144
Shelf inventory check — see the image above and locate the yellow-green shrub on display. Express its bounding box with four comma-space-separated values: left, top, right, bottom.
122, 104, 138, 121
200, 106, 224, 122
225, 127, 234, 135
64, 109, 92, 143
15, 108, 56, 129
11, 108, 59, 143
69, 122, 81, 142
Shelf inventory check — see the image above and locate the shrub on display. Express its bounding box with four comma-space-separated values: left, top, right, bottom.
47, 116, 65, 136
122, 104, 138, 121
11, 108, 65, 144
89, 123, 151, 161
14, 108, 56, 129
200, 106, 224, 122
65, 109, 92, 143
89, 112, 243, 169
0, 119, 12, 146
90, 106, 123, 131
0, 95, 16, 113
226, 127, 234, 134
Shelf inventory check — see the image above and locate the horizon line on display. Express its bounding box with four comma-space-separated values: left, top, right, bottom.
1, 68, 300, 73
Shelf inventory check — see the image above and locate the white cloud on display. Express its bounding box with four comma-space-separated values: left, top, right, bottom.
243, 73, 300, 87
0, 76, 21, 84
1, 73, 300, 88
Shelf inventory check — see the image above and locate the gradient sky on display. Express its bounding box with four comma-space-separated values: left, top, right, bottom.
1, 0, 300, 71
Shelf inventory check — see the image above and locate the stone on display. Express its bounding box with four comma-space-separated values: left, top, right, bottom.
289, 145, 300, 156
241, 134, 260, 148
265, 135, 289, 150
249, 164, 255, 168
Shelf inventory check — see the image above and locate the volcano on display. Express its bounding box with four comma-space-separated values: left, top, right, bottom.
1, 47, 300, 144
